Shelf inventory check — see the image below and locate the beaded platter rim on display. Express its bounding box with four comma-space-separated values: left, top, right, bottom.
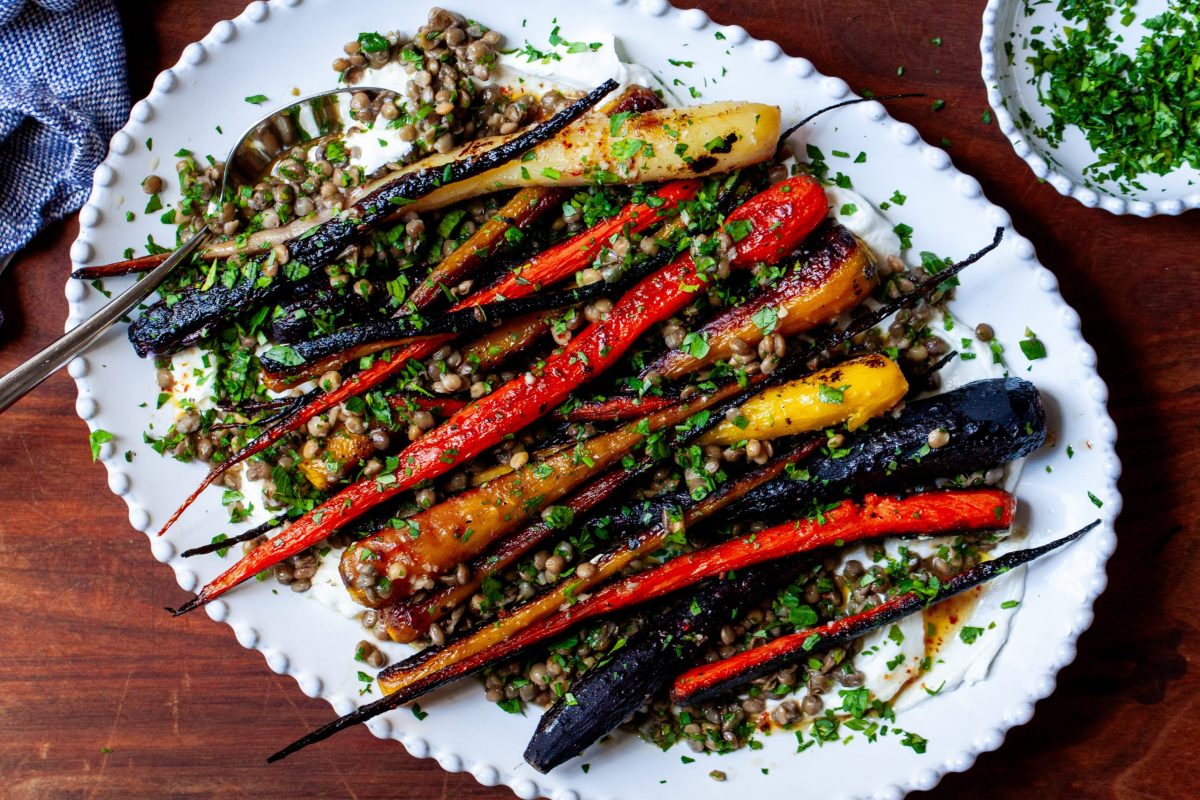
979, 0, 1200, 217
65, 1, 1123, 798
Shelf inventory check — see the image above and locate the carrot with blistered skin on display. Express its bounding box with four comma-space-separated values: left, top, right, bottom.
670, 519, 1097, 705
168, 176, 829, 612
552, 489, 1014, 624
156, 180, 701, 535
648, 221, 877, 379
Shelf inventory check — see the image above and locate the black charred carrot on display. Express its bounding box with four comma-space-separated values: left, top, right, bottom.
670, 520, 1100, 705
179, 515, 286, 558
258, 245, 669, 376
524, 560, 801, 773
725, 377, 1047, 521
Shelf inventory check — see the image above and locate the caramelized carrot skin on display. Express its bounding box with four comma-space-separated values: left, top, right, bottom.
651, 222, 876, 379
178, 176, 828, 609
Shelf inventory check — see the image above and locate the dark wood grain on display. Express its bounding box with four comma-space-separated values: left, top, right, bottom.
1, 2, 1196, 798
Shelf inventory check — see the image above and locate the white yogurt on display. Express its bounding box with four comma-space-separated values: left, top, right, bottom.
344, 31, 674, 175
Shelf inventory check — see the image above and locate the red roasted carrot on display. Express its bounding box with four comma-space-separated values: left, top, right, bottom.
385, 394, 468, 419
156, 181, 701, 536
561, 393, 678, 423
565, 489, 1014, 621
168, 175, 829, 612
670, 518, 1097, 705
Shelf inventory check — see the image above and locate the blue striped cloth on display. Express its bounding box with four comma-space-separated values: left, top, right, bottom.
0, 0, 129, 260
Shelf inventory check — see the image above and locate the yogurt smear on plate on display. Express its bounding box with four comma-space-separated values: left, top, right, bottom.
344, 31, 674, 174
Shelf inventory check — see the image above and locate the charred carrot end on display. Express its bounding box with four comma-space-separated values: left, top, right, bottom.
569, 488, 1014, 622
670, 520, 1100, 706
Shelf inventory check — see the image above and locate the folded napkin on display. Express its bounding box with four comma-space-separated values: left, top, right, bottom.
0, 0, 130, 260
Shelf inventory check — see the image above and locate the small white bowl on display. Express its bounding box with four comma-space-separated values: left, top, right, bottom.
981, 0, 1200, 216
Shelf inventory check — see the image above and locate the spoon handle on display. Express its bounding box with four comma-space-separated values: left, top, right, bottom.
0, 228, 209, 415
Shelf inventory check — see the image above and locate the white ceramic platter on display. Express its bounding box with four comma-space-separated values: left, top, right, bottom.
67, 1, 1122, 798
981, 0, 1200, 216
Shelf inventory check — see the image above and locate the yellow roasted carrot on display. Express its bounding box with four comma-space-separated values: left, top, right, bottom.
701, 354, 908, 446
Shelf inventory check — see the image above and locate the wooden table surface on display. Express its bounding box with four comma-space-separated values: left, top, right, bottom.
1, 1, 1196, 798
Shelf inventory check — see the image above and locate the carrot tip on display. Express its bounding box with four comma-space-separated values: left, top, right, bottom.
167, 597, 204, 617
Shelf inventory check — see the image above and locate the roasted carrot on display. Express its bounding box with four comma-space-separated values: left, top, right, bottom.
157, 180, 701, 534
670, 520, 1099, 705
410, 188, 565, 308
547, 489, 1013, 625
71, 252, 170, 280
648, 222, 876, 379
699, 353, 906, 444
561, 393, 679, 423
407, 86, 664, 308
385, 394, 468, 420
168, 176, 829, 612
380, 466, 634, 643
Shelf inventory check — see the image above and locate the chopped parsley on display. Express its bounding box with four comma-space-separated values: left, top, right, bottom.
89, 429, 114, 461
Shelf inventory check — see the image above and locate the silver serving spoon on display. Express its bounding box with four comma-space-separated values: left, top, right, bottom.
0, 87, 388, 414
